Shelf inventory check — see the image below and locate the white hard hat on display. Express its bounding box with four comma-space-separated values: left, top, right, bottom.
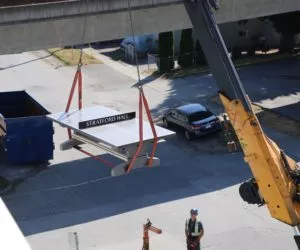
190, 208, 198, 215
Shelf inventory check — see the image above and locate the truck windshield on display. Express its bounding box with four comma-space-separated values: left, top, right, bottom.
189, 111, 213, 122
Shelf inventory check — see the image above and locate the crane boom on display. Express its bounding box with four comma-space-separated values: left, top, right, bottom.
182, 0, 300, 248
183, 0, 251, 111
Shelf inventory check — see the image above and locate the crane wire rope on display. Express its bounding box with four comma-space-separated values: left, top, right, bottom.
64, 0, 115, 168
127, 0, 142, 84
126, 0, 158, 172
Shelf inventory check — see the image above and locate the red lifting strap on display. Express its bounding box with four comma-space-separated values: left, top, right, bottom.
64, 65, 158, 173
65, 65, 82, 139
126, 88, 158, 173
141, 90, 158, 167
64, 64, 114, 168
126, 90, 144, 173
65, 65, 82, 113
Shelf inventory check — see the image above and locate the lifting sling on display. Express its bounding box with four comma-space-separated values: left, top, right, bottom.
126, 0, 158, 172
63, 0, 158, 173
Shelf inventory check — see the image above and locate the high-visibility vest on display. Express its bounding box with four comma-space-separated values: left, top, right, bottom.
186, 219, 201, 237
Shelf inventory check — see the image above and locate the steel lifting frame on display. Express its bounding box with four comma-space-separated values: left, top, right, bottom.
62, 64, 159, 176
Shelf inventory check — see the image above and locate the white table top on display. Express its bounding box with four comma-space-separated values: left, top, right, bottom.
47, 105, 175, 148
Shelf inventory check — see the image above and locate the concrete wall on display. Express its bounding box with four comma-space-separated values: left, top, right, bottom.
172, 18, 280, 55
0, 0, 299, 54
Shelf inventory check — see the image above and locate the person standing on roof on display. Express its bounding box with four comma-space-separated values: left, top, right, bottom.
185, 208, 204, 250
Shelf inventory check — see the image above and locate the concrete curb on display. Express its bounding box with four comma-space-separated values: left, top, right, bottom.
83, 48, 149, 81
165, 53, 297, 80
253, 102, 300, 124
47, 48, 101, 66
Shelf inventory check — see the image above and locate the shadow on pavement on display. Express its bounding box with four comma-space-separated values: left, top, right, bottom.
151, 57, 300, 122
2, 140, 251, 236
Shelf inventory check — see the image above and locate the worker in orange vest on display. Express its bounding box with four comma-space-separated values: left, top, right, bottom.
185, 208, 204, 250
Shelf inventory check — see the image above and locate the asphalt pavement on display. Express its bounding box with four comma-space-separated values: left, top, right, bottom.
150, 57, 300, 122
92, 47, 300, 122
239, 57, 300, 122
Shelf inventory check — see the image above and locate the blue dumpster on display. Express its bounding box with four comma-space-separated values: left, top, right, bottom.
0, 91, 54, 165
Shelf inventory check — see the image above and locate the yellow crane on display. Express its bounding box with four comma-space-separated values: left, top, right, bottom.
182, 0, 300, 248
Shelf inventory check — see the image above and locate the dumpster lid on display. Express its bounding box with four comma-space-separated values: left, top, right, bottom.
47, 105, 175, 148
